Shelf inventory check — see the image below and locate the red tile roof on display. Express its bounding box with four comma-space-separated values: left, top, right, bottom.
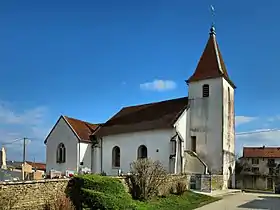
243, 147, 280, 158
44, 116, 101, 144
186, 28, 235, 88
94, 97, 188, 137
64, 116, 100, 142
26, 161, 46, 171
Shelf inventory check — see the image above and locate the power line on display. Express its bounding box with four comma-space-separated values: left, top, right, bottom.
236, 128, 280, 136
1, 138, 23, 145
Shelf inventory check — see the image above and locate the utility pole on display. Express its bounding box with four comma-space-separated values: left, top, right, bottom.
22, 137, 27, 180
23, 137, 26, 164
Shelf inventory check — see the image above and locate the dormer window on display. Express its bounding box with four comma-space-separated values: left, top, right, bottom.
202, 84, 209, 97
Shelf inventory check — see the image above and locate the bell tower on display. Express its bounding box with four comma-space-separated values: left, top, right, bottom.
186, 25, 236, 189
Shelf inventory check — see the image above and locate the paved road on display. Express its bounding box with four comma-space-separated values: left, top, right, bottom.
195, 192, 280, 210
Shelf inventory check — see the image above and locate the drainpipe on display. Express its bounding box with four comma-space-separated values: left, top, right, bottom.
100, 138, 103, 173
78, 140, 81, 174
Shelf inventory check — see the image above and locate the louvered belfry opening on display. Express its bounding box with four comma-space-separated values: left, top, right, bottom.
202, 84, 209, 97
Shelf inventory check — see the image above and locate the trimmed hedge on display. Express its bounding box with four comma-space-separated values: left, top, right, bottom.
67, 174, 136, 210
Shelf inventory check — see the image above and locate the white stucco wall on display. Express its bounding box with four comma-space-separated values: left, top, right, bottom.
222, 78, 236, 188
174, 109, 187, 142
187, 78, 224, 174
45, 117, 78, 174
100, 129, 175, 176
174, 109, 187, 173
78, 142, 92, 171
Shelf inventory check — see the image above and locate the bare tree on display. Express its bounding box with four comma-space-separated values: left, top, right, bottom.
126, 158, 168, 201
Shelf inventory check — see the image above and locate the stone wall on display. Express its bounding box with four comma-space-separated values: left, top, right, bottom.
196, 174, 224, 192
211, 175, 224, 190
0, 179, 69, 209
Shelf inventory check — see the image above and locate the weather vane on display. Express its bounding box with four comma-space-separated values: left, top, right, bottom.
210, 5, 215, 28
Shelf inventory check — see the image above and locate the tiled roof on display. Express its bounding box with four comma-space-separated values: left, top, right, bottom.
64, 116, 100, 142
44, 116, 101, 144
6, 161, 46, 171
186, 28, 235, 88
26, 161, 46, 171
94, 97, 188, 137
243, 147, 280, 158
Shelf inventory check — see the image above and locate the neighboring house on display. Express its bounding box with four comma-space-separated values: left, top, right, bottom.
0, 147, 46, 181
238, 146, 280, 190
6, 161, 46, 173
44, 116, 101, 173
45, 26, 236, 190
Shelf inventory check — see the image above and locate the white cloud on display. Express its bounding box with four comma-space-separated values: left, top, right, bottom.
0, 102, 50, 162
140, 79, 177, 92
235, 116, 257, 126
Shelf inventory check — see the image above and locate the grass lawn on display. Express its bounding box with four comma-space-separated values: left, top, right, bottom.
135, 191, 220, 210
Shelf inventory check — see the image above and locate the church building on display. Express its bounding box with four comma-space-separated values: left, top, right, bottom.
44, 26, 236, 189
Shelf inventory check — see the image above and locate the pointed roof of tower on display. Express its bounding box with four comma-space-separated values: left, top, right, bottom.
187, 26, 236, 88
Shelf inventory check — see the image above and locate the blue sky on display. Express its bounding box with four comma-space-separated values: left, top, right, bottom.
1, 0, 280, 162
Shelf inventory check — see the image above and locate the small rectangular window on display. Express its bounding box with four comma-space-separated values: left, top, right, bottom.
252, 167, 259, 173
191, 136, 196, 152
202, 84, 209, 97
252, 158, 259, 165
269, 168, 274, 175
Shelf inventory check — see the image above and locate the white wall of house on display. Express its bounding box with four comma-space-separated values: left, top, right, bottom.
78, 142, 92, 171
187, 77, 224, 174
46, 117, 78, 174
100, 129, 175, 176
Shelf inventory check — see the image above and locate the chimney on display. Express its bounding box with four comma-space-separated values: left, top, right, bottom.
0, 147, 7, 170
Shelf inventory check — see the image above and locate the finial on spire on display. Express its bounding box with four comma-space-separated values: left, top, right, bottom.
210, 5, 216, 35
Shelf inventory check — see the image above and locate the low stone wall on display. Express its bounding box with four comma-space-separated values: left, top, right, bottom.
0, 179, 69, 209
197, 174, 225, 192
211, 175, 224, 190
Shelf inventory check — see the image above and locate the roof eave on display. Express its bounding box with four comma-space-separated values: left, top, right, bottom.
186, 75, 236, 89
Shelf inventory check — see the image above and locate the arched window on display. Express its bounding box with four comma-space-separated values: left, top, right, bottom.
56, 143, 66, 163
112, 146, 120, 168
137, 145, 148, 159
202, 84, 209, 97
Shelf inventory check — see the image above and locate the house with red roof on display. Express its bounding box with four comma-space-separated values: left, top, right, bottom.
238, 146, 280, 190
44, 25, 236, 190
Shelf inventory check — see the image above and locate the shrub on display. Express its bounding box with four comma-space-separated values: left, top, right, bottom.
175, 181, 187, 195
67, 174, 136, 210
81, 188, 136, 210
126, 158, 168, 201
43, 193, 75, 210
99, 171, 107, 176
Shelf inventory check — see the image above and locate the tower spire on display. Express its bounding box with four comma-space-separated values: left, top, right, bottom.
186, 5, 236, 88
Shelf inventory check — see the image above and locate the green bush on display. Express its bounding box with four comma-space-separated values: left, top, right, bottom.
82, 188, 136, 210
67, 174, 136, 210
